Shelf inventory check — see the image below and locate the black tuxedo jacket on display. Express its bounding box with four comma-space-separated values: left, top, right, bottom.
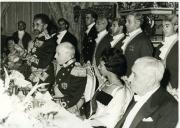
82, 25, 97, 63
95, 33, 112, 66
115, 87, 178, 128
12, 31, 32, 50
59, 31, 80, 61
124, 32, 153, 76
155, 41, 178, 89
113, 36, 126, 53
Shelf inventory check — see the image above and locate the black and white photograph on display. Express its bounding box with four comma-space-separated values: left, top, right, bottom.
0, 1, 179, 128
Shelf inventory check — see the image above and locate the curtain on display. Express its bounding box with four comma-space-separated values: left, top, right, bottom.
1, 2, 11, 19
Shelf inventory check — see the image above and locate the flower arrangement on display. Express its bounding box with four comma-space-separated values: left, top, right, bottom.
0, 67, 94, 128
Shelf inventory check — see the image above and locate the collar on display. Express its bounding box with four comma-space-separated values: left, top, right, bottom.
128, 28, 142, 37
86, 22, 95, 34
59, 30, 67, 35
134, 86, 160, 102
18, 30, 25, 34
159, 33, 178, 60
61, 58, 76, 68
163, 33, 178, 45
113, 33, 124, 40
88, 22, 95, 29
97, 29, 108, 38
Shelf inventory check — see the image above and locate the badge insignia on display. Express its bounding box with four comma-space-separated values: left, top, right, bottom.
129, 45, 134, 52
61, 82, 68, 89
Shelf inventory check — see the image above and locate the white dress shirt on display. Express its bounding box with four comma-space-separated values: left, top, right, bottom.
122, 86, 160, 128
95, 30, 108, 45
18, 30, 25, 48
159, 34, 178, 60
92, 30, 108, 66
84, 85, 133, 128
86, 22, 95, 34
121, 28, 142, 53
57, 30, 67, 44
110, 33, 125, 48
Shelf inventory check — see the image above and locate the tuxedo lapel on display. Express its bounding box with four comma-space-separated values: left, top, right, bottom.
129, 88, 163, 128
115, 98, 137, 128
61, 32, 68, 43
129, 98, 159, 128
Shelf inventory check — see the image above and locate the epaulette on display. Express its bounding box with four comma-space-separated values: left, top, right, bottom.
70, 65, 86, 77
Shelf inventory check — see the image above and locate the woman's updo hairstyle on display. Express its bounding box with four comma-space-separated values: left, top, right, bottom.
101, 48, 127, 77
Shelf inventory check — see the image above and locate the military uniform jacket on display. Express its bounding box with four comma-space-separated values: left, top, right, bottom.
30, 36, 57, 69
55, 62, 87, 108
82, 25, 98, 63
124, 32, 153, 76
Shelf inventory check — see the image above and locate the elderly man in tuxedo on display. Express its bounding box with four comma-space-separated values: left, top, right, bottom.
115, 57, 178, 128
121, 12, 153, 76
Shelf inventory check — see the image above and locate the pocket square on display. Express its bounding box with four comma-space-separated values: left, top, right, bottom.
142, 117, 153, 122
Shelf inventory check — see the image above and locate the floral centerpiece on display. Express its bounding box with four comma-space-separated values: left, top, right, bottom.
0, 68, 92, 128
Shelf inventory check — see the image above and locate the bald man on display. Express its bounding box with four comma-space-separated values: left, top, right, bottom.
53, 42, 87, 114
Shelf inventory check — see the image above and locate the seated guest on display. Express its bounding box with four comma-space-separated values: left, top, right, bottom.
12, 21, 31, 50
6, 37, 16, 55
1, 37, 31, 78
53, 42, 87, 114
84, 48, 133, 128
56, 18, 80, 62
110, 17, 126, 51
2, 37, 17, 67
155, 15, 178, 100
115, 57, 178, 128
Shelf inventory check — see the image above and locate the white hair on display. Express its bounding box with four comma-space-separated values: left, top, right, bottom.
57, 42, 75, 57
134, 56, 165, 82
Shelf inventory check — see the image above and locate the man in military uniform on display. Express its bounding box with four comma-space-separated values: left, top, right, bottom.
14, 14, 57, 92
53, 42, 87, 114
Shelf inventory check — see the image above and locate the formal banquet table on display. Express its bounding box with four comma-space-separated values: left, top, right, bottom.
0, 68, 92, 128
